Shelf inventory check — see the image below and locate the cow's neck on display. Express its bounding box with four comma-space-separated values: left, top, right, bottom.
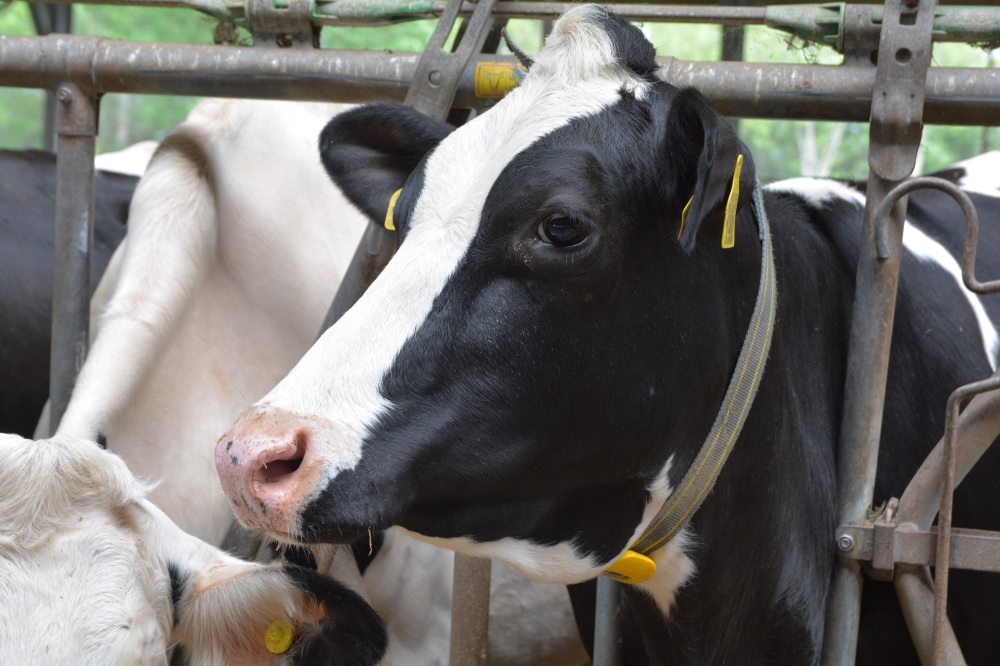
614, 196, 848, 664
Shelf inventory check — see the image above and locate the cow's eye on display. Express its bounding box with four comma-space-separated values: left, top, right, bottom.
537, 215, 589, 247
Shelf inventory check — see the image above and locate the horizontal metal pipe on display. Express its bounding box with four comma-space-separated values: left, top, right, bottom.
25, 0, 989, 25
2, 34, 1000, 125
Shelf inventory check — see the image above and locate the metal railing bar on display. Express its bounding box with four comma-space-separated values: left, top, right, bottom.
3, 36, 1000, 125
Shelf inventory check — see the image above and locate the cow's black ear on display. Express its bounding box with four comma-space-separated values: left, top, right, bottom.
285, 565, 388, 666
319, 102, 455, 223
657, 87, 756, 254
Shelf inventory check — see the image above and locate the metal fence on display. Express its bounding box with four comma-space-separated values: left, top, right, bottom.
3, 1, 1000, 664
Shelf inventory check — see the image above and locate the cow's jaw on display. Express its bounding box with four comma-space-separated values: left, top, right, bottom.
217, 4, 655, 542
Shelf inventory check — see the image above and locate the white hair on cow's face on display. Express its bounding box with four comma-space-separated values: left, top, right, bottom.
259, 3, 654, 492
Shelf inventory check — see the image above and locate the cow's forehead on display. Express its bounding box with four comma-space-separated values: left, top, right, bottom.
411, 5, 653, 239
261, 6, 656, 429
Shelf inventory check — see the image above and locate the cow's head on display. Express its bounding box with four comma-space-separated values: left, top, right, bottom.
218, 5, 758, 586
0, 433, 387, 665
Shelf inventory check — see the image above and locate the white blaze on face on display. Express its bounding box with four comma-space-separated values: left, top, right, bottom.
258, 5, 654, 487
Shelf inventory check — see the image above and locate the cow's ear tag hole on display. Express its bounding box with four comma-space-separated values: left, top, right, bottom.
721, 154, 743, 249
384, 188, 403, 231
264, 618, 295, 654
603, 549, 656, 584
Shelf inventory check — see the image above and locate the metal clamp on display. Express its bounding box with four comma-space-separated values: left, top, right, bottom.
248, 0, 317, 48
404, 0, 498, 118
870, 497, 899, 581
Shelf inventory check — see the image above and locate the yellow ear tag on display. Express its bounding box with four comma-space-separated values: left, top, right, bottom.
384, 188, 403, 232
721, 154, 743, 249
603, 549, 656, 584
677, 196, 693, 239
264, 619, 295, 654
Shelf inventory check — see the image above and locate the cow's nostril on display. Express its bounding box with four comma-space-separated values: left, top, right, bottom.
255, 434, 306, 486
259, 456, 303, 483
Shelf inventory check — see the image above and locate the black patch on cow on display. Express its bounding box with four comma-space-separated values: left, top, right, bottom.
284, 565, 388, 666
589, 6, 659, 81
167, 562, 187, 629
0, 150, 135, 438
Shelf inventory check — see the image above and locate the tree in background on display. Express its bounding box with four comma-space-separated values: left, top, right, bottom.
0, 1, 995, 180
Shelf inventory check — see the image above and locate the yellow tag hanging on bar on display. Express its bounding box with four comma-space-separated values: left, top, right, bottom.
721, 154, 743, 249
677, 196, 693, 239
384, 188, 403, 231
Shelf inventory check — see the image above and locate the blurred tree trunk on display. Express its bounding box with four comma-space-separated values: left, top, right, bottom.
795, 121, 847, 177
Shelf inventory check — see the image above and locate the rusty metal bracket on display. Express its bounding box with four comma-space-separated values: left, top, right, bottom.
841, 3, 882, 68
868, 0, 935, 182
869, 497, 899, 581
405, 0, 498, 119
54, 81, 99, 137
248, 0, 318, 48
837, 522, 1000, 574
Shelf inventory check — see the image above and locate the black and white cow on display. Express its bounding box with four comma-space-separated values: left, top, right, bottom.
0, 432, 387, 665
216, 6, 1000, 664
36, 98, 583, 664
0, 149, 139, 438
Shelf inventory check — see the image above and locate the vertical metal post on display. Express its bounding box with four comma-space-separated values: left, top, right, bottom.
822, 1, 936, 664
449, 555, 492, 665
593, 577, 622, 666
720, 0, 748, 135
30, 3, 73, 151
49, 82, 98, 432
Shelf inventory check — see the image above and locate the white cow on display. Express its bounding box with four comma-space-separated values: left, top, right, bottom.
0, 432, 387, 665
42, 98, 585, 664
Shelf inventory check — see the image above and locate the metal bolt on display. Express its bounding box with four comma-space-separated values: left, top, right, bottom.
428, 70, 442, 86
57, 86, 73, 104
837, 534, 855, 552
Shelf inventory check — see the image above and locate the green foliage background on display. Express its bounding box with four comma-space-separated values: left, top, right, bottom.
0, 0, 996, 180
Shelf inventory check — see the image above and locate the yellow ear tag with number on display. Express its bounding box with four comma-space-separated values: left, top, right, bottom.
677, 197, 693, 239
603, 549, 656, 584
721, 154, 743, 249
264, 619, 294, 654
384, 188, 403, 231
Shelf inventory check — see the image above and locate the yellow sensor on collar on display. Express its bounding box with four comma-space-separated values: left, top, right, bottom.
604, 549, 656, 584
264, 618, 294, 654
